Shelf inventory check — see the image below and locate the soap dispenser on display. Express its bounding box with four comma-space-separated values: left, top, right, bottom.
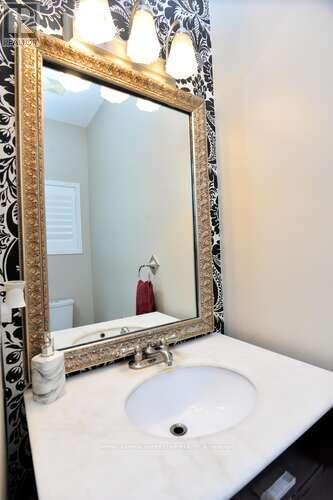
31, 331, 65, 404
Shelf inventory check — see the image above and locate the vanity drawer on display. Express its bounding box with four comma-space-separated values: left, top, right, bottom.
232, 448, 320, 499
233, 410, 333, 500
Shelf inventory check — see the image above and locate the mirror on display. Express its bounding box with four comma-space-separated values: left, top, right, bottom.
17, 33, 213, 375
43, 65, 197, 350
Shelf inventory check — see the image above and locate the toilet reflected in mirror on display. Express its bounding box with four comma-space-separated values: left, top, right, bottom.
49, 299, 74, 331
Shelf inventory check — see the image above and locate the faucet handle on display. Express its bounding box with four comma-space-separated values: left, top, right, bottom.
164, 333, 178, 345
134, 345, 143, 362
159, 335, 177, 350
159, 337, 172, 350
120, 345, 133, 357
120, 344, 142, 358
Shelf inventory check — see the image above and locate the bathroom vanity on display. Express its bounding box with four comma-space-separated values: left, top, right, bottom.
25, 334, 333, 500
15, 25, 333, 500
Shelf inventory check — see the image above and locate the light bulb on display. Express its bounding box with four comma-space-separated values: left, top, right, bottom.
127, 8, 160, 65
136, 98, 160, 113
57, 72, 92, 92
166, 31, 198, 80
100, 87, 129, 104
74, 0, 116, 45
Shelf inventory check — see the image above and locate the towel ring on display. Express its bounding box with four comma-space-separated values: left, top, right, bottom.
137, 255, 160, 280
138, 265, 151, 281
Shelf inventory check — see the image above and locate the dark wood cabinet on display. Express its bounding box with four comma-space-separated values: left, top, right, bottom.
232, 410, 333, 500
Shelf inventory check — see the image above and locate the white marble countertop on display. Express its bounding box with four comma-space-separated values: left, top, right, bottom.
25, 334, 333, 500
53, 311, 178, 349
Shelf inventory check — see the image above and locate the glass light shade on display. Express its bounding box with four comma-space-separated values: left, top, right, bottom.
100, 87, 129, 104
74, 0, 116, 45
166, 31, 198, 80
136, 98, 160, 113
127, 9, 160, 65
4, 281, 26, 309
57, 72, 91, 93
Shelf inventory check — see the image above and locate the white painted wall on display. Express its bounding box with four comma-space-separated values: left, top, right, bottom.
87, 98, 197, 322
211, 0, 333, 370
45, 119, 95, 328
0, 349, 7, 499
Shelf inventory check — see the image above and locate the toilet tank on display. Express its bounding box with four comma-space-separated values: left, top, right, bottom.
49, 298, 74, 331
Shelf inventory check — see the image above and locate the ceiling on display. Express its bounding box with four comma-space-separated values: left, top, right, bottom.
43, 66, 161, 127
43, 66, 104, 128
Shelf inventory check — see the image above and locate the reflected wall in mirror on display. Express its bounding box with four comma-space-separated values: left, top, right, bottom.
43, 65, 198, 350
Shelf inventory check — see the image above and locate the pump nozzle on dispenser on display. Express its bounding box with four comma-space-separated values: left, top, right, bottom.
41, 331, 55, 358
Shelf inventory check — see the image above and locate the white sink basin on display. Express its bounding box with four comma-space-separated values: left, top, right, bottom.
126, 366, 257, 438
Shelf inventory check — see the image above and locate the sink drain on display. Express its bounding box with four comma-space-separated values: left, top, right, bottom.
170, 423, 188, 437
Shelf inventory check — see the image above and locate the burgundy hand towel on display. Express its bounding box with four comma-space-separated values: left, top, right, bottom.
136, 280, 156, 315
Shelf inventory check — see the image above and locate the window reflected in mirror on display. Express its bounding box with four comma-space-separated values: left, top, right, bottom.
43, 65, 198, 350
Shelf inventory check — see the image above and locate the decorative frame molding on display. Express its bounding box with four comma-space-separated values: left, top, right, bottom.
16, 32, 214, 378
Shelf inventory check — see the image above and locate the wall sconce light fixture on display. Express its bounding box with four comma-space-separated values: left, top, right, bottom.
67, 1, 198, 83
74, 0, 116, 45
127, 3, 160, 65
1, 281, 26, 323
166, 23, 198, 80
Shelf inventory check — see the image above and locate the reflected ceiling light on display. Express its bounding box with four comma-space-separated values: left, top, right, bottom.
43, 67, 66, 95
74, 0, 116, 45
136, 98, 160, 113
100, 87, 129, 104
166, 30, 198, 80
127, 5, 160, 65
57, 72, 92, 92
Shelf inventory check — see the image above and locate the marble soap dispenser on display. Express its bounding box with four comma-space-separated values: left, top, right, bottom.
31, 332, 66, 404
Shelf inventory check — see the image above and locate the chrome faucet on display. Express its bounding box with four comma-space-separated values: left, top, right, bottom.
158, 339, 173, 366
122, 335, 177, 370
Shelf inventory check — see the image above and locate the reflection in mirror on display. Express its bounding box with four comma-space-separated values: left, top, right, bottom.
43, 65, 198, 350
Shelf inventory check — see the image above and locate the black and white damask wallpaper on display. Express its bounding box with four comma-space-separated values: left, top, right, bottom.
0, 1, 222, 498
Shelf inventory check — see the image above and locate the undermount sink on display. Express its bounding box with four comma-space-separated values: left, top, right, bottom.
125, 366, 257, 438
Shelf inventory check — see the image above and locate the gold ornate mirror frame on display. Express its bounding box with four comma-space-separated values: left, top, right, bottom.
16, 32, 214, 378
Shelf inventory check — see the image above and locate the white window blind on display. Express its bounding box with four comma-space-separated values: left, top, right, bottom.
45, 180, 83, 255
